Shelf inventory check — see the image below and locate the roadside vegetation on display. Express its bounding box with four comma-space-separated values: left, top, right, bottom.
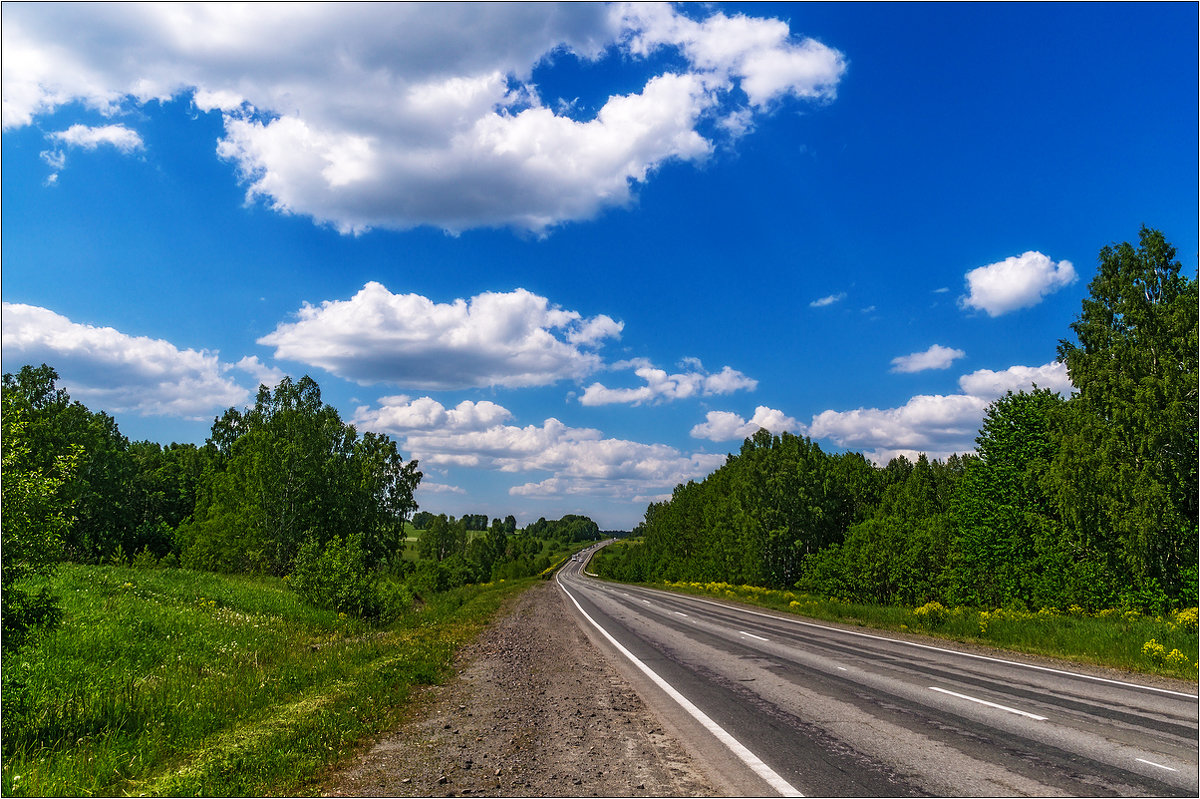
1, 360, 605, 796
591, 558, 1199, 680
1, 563, 537, 796
594, 228, 1198, 675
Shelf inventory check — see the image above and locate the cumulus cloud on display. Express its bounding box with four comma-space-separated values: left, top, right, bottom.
957, 361, 1073, 399
2, 3, 844, 234
809, 292, 846, 308
889, 344, 966, 374
690, 405, 804, 442
352, 396, 514, 435
580, 359, 757, 406
48, 123, 143, 153
353, 407, 725, 500
809, 393, 990, 464
808, 360, 1072, 464
258, 282, 620, 390
1, 302, 252, 418
960, 251, 1077, 316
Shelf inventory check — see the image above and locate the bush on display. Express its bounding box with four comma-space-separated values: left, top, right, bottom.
913, 601, 948, 627
289, 535, 387, 619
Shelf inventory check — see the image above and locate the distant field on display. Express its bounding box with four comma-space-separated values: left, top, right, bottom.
2, 564, 534, 797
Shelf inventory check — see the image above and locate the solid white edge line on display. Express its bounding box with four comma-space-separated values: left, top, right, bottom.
557, 573, 803, 798
740, 630, 769, 642
929, 686, 1047, 720
670, 592, 1199, 699
1135, 757, 1179, 772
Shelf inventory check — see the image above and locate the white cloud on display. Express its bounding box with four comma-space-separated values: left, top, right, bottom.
809, 292, 846, 308
352, 396, 514, 435
580, 360, 757, 406
354, 407, 725, 500
1, 302, 252, 418
618, 4, 845, 107
232, 355, 286, 388
809, 393, 990, 463
960, 251, 1077, 316
48, 123, 143, 153
690, 405, 804, 442
957, 361, 1073, 399
807, 360, 1074, 464
2, 3, 844, 234
417, 481, 466, 496
889, 344, 966, 374
258, 282, 619, 390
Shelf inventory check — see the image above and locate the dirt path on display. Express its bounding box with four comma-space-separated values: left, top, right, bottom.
321, 580, 718, 797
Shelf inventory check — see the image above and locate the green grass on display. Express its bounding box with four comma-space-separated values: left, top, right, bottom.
2, 564, 534, 796
649, 580, 1199, 682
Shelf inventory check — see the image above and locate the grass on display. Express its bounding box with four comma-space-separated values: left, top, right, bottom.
647, 580, 1199, 682
2, 564, 534, 796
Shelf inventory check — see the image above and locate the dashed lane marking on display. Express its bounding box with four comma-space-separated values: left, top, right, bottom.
929, 686, 1047, 721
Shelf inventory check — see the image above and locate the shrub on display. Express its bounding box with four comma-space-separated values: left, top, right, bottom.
289, 535, 385, 619
1173, 607, 1198, 634
1165, 648, 1195, 670
913, 601, 948, 627
1141, 639, 1167, 665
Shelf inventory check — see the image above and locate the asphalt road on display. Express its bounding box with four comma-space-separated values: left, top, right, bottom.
556, 549, 1199, 797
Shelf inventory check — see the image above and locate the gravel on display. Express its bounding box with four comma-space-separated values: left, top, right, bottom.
321, 580, 718, 797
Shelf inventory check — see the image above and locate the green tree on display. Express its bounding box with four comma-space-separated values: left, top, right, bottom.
2, 364, 135, 562
1051, 226, 1198, 607
180, 376, 420, 575
951, 389, 1072, 608
1, 391, 80, 652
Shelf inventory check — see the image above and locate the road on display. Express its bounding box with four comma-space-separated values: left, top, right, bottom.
556, 548, 1199, 797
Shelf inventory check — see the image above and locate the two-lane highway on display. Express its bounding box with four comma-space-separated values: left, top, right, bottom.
557, 551, 1199, 796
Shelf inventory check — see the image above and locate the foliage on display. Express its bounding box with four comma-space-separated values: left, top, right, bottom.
179, 376, 421, 576
1052, 225, 1198, 607
1, 390, 80, 653
289, 535, 406, 619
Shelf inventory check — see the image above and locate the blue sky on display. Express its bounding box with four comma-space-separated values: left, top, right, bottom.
3, 2, 1196, 529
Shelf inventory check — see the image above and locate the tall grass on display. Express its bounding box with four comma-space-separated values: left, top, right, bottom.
655, 580, 1199, 681
2, 564, 531, 796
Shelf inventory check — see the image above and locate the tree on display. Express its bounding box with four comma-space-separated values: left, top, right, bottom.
2, 364, 135, 562
417, 515, 465, 562
950, 389, 1072, 608
1, 390, 80, 652
180, 376, 420, 575
1051, 226, 1198, 607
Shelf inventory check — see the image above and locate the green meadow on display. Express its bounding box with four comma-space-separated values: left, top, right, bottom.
2, 564, 532, 797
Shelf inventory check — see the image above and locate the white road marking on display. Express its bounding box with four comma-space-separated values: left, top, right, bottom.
642, 599, 652, 605
558, 574, 803, 797
836, 667, 848, 671
675, 611, 689, 618
929, 687, 1047, 721
1136, 757, 1178, 772
740, 630, 769, 642
673, 593, 1199, 699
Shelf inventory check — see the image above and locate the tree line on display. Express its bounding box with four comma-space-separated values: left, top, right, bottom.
2, 367, 603, 649
597, 227, 1198, 613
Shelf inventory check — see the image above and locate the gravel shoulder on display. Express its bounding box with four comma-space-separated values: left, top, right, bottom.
320, 580, 718, 797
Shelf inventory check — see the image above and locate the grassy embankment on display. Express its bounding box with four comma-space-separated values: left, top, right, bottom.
2, 564, 533, 797
589, 548, 1198, 682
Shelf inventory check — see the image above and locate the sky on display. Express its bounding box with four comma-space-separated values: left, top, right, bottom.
3, 2, 1197, 530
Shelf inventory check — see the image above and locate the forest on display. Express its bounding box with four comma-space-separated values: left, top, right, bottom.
595, 228, 1198, 614
2, 368, 602, 653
